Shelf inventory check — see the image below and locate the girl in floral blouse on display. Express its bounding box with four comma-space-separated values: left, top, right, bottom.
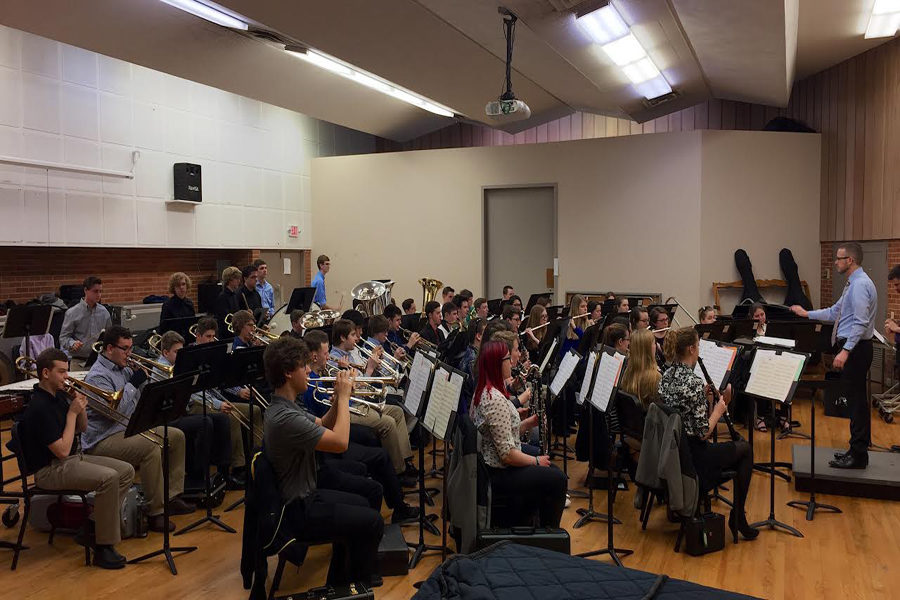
657, 327, 759, 541
472, 340, 566, 527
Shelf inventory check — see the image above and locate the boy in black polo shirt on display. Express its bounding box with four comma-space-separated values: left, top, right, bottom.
20, 348, 134, 569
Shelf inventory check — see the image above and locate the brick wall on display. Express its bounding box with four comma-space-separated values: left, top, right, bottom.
0, 247, 265, 306
820, 241, 834, 309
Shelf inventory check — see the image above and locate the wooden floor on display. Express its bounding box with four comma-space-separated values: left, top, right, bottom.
3, 396, 900, 600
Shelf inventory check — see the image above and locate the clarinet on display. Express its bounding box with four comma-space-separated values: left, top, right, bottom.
530, 367, 548, 455
696, 356, 742, 442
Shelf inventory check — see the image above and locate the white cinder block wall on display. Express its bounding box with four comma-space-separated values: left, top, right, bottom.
0, 25, 376, 249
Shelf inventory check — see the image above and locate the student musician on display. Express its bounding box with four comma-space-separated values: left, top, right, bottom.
630, 306, 650, 331
262, 337, 384, 587
501, 304, 523, 334
473, 297, 490, 320
472, 340, 567, 527
502, 286, 515, 301
253, 258, 275, 319
330, 319, 415, 477
60, 276, 112, 369
158, 272, 196, 339
312, 254, 335, 310
699, 306, 717, 324
438, 302, 460, 338
648, 307, 670, 368
287, 309, 305, 339
441, 286, 455, 305
401, 298, 417, 315
562, 294, 588, 356
749, 302, 766, 337
523, 304, 548, 363
20, 348, 135, 568
657, 327, 758, 541
418, 300, 445, 346
587, 300, 603, 323
617, 297, 631, 314
230, 310, 259, 350
383, 304, 420, 359
213, 266, 242, 339
620, 329, 661, 410
459, 318, 486, 415
239, 264, 263, 322
84, 327, 193, 533
508, 295, 524, 316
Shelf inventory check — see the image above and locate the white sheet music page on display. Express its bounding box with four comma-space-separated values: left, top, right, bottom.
693, 340, 737, 389
589, 352, 624, 412
550, 350, 580, 396
424, 367, 462, 440
404, 351, 432, 416
576, 352, 598, 406
755, 335, 795, 348
745, 351, 805, 402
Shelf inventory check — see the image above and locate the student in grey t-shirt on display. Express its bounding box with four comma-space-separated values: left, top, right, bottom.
262, 337, 383, 587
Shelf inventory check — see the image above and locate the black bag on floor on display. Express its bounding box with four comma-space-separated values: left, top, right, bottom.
475, 526, 570, 554
682, 512, 725, 556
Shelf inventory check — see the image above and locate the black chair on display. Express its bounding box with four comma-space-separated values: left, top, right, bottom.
268, 543, 312, 600
5, 422, 91, 570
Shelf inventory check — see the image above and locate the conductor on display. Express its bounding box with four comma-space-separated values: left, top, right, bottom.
790, 242, 876, 469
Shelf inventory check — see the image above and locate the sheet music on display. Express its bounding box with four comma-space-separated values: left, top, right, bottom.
874, 329, 889, 346
745, 351, 805, 402
550, 350, 580, 396
539, 338, 558, 375
589, 352, 624, 412
404, 351, 432, 416
755, 335, 795, 348
576, 352, 598, 406
423, 367, 462, 441
693, 340, 737, 389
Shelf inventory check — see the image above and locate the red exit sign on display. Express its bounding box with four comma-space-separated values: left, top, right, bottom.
288, 225, 300, 238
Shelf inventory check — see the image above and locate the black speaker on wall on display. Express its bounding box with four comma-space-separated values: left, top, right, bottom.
174, 162, 202, 202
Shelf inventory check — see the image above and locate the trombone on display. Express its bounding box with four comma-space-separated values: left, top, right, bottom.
398, 327, 438, 352
15, 357, 163, 447
225, 313, 279, 345
91, 341, 173, 382
189, 323, 218, 342
361, 338, 410, 373
357, 341, 403, 381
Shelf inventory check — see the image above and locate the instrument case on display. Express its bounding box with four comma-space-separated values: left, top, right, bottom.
275, 583, 373, 600
475, 526, 570, 554
377, 523, 409, 576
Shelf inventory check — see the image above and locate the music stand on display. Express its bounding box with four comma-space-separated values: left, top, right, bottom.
545, 305, 564, 320
171, 341, 235, 535
574, 346, 632, 566
286, 287, 317, 313
744, 348, 808, 538
126, 374, 198, 574
402, 351, 442, 568
159, 315, 200, 341
487, 299, 502, 316
548, 348, 583, 497
401, 313, 421, 332
524, 293, 551, 315
222, 346, 266, 512
695, 320, 733, 343
2, 305, 52, 361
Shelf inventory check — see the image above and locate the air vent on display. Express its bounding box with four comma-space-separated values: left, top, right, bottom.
642, 89, 679, 108
248, 28, 293, 46
544, 0, 609, 16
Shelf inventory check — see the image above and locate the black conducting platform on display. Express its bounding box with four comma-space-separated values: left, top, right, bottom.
793, 446, 900, 501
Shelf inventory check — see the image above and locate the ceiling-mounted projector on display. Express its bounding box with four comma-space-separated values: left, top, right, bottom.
487, 7, 531, 123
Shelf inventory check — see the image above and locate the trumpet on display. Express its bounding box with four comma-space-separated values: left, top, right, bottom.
312, 384, 386, 416
361, 338, 409, 373
225, 313, 278, 345
15, 357, 163, 447
398, 327, 438, 352
357, 341, 403, 381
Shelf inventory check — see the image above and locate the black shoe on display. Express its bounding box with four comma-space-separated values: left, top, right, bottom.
368, 574, 383, 588
728, 510, 759, 542
107, 545, 126, 563
833, 449, 850, 460
399, 475, 417, 488
94, 545, 126, 569
149, 515, 175, 532
829, 453, 868, 469
168, 497, 196, 515
391, 503, 420, 524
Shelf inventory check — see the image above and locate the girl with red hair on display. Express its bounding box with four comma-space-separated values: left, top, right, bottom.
472, 340, 566, 527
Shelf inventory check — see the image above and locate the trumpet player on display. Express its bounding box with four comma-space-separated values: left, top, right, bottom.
155, 331, 234, 489
230, 310, 260, 350
19, 348, 134, 569
438, 302, 460, 338
418, 300, 445, 346
330, 319, 415, 477
84, 326, 193, 533
383, 305, 420, 359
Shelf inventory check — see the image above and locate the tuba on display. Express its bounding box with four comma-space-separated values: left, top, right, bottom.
418, 278, 443, 309
351, 281, 387, 317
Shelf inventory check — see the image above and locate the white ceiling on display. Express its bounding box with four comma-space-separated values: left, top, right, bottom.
0, 0, 893, 141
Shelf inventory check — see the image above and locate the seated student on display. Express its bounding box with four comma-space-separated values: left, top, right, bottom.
262, 337, 384, 587
617, 297, 631, 314
699, 306, 717, 324
383, 304, 420, 360
155, 331, 232, 488
620, 329, 660, 410
18, 332, 55, 359
648, 307, 670, 368
441, 286, 455, 305
438, 302, 460, 338
191, 317, 259, 484
304, 330, 420, 507
159, 272, 195, 337
658, 327, 758, 541
452, 294, 471, 326
473, 297, 490, 320
472, 340, 566, 527
501, 304, 523, 334
285, 310, 305, 339
522, 305, 548, 363
489, 330, 532, 411
750, 302, 767, 337
418, 300, 445, 346
230, 310, 259, 350
588, 301, 603, 324
459, 318, 486, 415
330, 319, 415, 477
19, 348, 135, 569
402, 298, 417, 315
630, 306, 649, 332
238, 265, 263, 323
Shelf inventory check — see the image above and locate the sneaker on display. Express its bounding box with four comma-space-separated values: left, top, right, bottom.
565, 494, 572, 508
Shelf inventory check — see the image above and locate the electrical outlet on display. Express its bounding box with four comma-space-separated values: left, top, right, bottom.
823, 267, 831, 280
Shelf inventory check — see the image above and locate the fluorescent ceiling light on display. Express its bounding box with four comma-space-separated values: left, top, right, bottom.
865, 12, 900, 37
622, 57, 661, 84
602, 33, 646, 66
159, 0, 248, 30
285, 47, 454, 118
873, 0, 900, 15
577, 5, 629, 45
634, 75, 672, 99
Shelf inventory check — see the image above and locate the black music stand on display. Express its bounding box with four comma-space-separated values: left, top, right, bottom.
695, 320, 734, 343
546, 305, 564, 320
402, 352, 443, 568
126, 374, 198, 574
524, 293, 551, 315
548, 347, 584, 498
158, 315, 200, 341
172, 341, 235, 535
2, 304, 52, 360
286, 287, 317, 313
783, 320, 842, 521
401, 313, 421, 332
487, 299, 502, 316
574, 346, 632, 566
744, 348, 807, 538
222, 346, 266, 513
